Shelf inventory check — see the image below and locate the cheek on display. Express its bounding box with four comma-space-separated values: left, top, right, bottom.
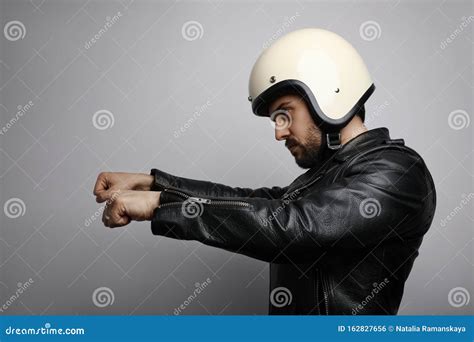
303, 126, 322, 147
289, 120, 306, 140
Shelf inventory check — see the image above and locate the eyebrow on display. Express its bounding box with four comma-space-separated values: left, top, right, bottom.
269, 101, 292, 115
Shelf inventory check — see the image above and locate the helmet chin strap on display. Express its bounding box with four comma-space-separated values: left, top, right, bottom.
326, 132, 342, 150
314, 131, 340, 164
305, 101, 343, 151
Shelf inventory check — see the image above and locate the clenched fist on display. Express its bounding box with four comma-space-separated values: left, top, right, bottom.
93, 172, 155, 203
101, 190, 161, 228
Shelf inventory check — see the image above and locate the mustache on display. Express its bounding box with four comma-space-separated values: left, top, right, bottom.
285, 139, 298, 149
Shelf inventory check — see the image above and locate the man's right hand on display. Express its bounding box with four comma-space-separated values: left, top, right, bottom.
93, 172, 154, 203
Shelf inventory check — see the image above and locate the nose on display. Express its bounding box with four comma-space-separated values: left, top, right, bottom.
275, 126, 290, 141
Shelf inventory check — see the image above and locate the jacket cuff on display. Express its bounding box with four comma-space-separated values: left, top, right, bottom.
151, 206, 188, 240
159, 190, 185, 205
150, 168, 177, 191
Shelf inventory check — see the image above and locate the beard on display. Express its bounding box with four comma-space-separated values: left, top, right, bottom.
286, 125, 325, 169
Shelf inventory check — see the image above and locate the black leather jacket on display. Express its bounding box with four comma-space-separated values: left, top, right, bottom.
149, 128, 436, 315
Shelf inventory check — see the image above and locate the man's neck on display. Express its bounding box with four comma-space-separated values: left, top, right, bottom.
340, 117, 368, 145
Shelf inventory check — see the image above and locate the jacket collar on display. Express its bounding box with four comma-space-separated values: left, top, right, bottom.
287, 127, 393, 192
332, 127, 391, 162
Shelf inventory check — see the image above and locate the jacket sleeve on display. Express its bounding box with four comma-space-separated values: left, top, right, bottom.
150, 168, 288, 199
151, 150, 435, 264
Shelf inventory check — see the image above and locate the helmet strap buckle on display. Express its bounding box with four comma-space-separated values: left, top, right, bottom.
326, 132, 342, 150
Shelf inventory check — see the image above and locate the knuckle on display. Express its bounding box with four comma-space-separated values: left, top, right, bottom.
98, 171, 108, 179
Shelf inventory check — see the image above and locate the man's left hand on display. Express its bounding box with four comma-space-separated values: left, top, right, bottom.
101, 190, 161, 228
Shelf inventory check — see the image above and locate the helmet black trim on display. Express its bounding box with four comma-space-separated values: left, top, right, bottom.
251, 79, 375, 132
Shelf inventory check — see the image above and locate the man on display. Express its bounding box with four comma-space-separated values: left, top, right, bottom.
93, 28, 436, 314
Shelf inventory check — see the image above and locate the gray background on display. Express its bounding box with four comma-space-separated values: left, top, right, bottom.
0, 0, 472, 315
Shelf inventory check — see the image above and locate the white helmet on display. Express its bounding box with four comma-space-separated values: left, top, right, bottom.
248, 28, 375, 149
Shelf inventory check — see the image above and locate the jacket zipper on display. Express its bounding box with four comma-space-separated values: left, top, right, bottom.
316, 268, 329, 315
162, 170, 325, 208
322, 273, 329, 315
158, 188, 251, 208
